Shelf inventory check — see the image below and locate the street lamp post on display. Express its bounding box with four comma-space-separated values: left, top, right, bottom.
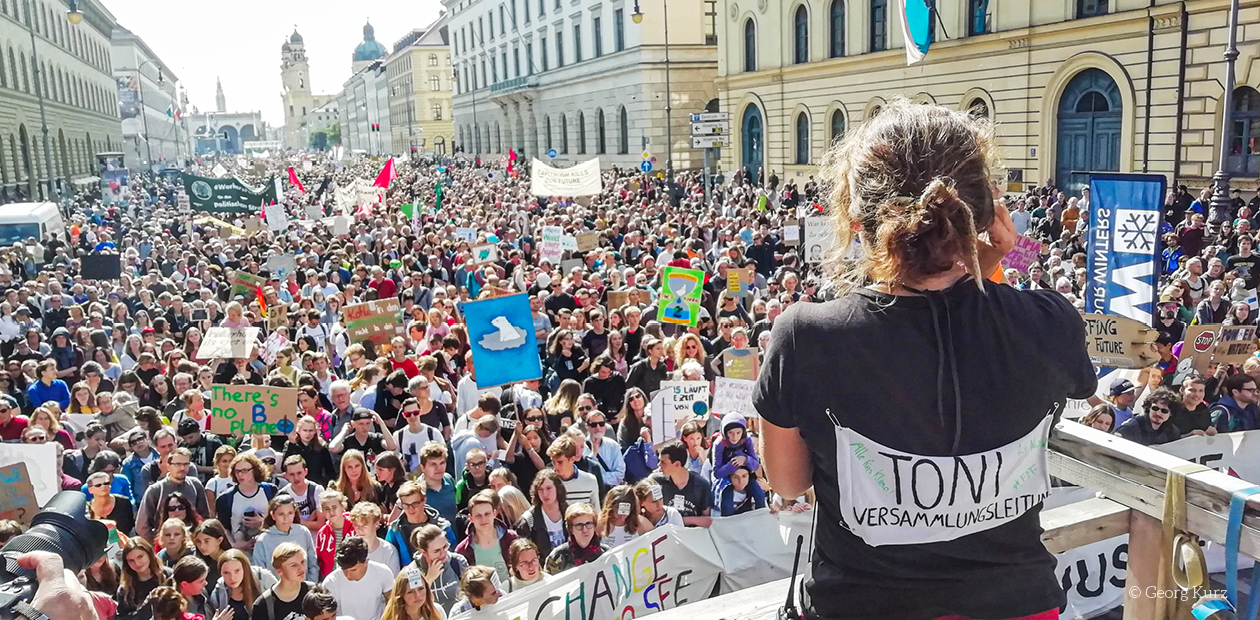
1210, 0, 1242, 223
134, 59, 165, 171
633, 0, 672, 183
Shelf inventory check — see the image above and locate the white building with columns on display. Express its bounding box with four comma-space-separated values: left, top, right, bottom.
445, 0, 719, 171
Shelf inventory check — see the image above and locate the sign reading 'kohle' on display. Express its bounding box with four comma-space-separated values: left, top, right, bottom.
343, 298, 404, 347
1080, 314, 1158, 368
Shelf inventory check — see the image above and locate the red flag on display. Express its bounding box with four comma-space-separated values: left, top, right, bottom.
372, 157, 397, 189
507, 148, 517, 174
256, 284, 268, 318
287, 167, 306, 193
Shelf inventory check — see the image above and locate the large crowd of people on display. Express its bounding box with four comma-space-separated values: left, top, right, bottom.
3, 106, 1258, 620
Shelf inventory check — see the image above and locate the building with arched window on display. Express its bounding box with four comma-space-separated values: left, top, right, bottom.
0, 0, 122, 201
383, 14, 455, 155
445, 0, 717, 168
716, 0, 1257, 193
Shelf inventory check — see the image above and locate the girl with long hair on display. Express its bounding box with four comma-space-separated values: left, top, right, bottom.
374, 451, 406, 513
84, 553, 121, 596
207, 549, 271, 620
116, 538, 172, 620
252, 494, 320, 582
543, 379, 582, 434
615, 388, 649, 446
605, 330, 629, 376
281, 415, 336, 486
158, 491, 202, 531
381, 567, 445, 620
507, 538, 544, 591
155, 519, 193, 566
331, 449, 382, 508
514, 469, 569, 561
192, 519, 232, 593
30, 405, 75, 449
68, 381, 99, 415
597, 485, 652, 547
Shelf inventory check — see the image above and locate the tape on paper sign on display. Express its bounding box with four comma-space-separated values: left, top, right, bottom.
618, 502, 632, 516
651, 485, 664, 501
407, 567, 424, 589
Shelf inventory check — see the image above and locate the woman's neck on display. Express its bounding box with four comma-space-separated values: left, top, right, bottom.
882, 264, 971, 295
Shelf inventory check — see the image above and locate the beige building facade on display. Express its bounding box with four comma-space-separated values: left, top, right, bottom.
386, 15, 455, 156
716, 0, 1260, 196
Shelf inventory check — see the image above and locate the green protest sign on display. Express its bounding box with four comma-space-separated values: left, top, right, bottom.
658, 266, 705, 326
208, 385, 299, 435
230, 271, 266, 298
183, 173, 278, 214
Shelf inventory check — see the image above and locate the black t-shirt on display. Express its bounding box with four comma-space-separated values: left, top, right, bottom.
1227, 253, 1260, 289
1170, 402, 1212, 434
649, 471, 710, 517
343, 432, 387, 462
754, 279, 1096, 620
251, 582, 312, 620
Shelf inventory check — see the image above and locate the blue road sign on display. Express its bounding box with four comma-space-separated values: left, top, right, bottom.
547, 148, 558, 158
640, 160, 653, 173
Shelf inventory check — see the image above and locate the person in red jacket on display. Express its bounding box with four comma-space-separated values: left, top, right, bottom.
369, 266, 398, 299
453, 489, 518, 581
314, 490, 356, 579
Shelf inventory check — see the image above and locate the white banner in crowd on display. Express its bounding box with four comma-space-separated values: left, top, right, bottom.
1045, 488, 1127, 620
454, 509, 814, 620
530, 158, 603, 197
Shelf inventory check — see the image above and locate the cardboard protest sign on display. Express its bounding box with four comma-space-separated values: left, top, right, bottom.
259, 331, 289, 365
1081, 314, 1158, 368
208, 385, 300, 435
230, 271, 266, 298
267, 253, 298, 279
1002, 236, 1042, 272
244, 216, 263, 232
721, 347, 760, 380
560, 235, 579, 252
540, 226, 564, 264
333, 216, 351, 236
560, 258, 584, 275
712, 377, 758, 418
784, 221, 800, 245
267, 300, 289, 332
305, 205, 323, 220
0, 462, 39, 525
81, 254, 122, 280
651, 381, 710, 444
606, 290, 630, 311
471, 244, 498, 265
657, 266, 705, 326
0, 443, 57, 505
196, 327, 261, 359
803, 216, 835, 264
463, 294, 544, 388
1183, 324, 1222, 376
343, 298, 404, 347
265, 204, 288, 231
576, 231, 600, 252
1183, 324, 1259, 375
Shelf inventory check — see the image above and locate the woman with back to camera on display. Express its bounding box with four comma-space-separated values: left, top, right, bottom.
756, 99, 1096, 620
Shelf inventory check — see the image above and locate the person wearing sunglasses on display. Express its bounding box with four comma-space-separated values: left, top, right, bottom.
1116, 387, 1183, 446
1211, 373, 1260, 432
542, 503, 606, 575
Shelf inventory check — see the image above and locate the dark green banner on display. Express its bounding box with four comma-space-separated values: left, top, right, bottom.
183, 173, 278, 214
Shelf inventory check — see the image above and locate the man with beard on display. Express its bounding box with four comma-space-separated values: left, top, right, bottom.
1154, 292, 1186, 345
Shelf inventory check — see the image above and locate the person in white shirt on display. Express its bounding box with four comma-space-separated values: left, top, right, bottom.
456, 353, 502, 419
320, 536, 395, 620
634, 481, 684, 528
546, 435, 601, 511
347, 502, 401, 573
395, 397, 445, 473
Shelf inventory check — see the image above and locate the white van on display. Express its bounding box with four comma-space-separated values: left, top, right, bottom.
0, 202, 67, 249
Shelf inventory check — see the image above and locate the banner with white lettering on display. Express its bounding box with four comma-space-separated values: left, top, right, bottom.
836, 416, 1054, 546
1085, 173, 1165, 324
530, 158, 603, 197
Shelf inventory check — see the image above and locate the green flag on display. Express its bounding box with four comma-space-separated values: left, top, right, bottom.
399, 203, 415, 218
435, 181, 444, 211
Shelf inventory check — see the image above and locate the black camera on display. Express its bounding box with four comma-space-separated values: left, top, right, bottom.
0, 492, 108, 620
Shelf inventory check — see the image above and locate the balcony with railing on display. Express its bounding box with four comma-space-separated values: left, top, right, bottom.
490, 75, 538, 95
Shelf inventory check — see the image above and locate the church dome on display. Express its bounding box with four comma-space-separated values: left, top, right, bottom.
289, 29, 303, 44
282, 40, 291, 52
352, 21, 387, 62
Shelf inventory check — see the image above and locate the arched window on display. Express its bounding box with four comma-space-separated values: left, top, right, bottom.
830, 109, 845, 142
870, 0, 887, 52
597, 109, 606, 154
432, 103, 443, 120
795, 112, 810, 164
829, 0, 845, 58
743, 19, 756, 72
967, 97, 989, 119
430, 75, 441, 91
429, 54, 439, 66
618, 106, 629, 154
1229, 86, 1260, 177
793, 5, 808, 64
578, 111, 587, 154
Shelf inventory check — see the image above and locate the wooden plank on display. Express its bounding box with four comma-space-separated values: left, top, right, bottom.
1122, 511, 1163, 620
1039, 496, 1131, 553
1050, 421, 1260, 558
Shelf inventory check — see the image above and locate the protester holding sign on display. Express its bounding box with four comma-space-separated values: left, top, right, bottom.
757, 101, 1096, 620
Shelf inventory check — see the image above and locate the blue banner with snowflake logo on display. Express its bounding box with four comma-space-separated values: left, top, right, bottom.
1085, 173, 1166, 325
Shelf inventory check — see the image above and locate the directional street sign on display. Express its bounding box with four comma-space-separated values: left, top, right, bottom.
690, 112, 730, 123
691, 136, 727, 149
690, 121, 731, 136
640, 160, 653, 173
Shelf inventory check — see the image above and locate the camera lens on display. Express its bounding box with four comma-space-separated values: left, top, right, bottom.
0, 491, 108, 578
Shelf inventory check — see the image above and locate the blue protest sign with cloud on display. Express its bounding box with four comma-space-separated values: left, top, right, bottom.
464, 294, 543, 387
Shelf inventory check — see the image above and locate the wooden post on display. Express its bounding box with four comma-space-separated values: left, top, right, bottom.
1124, 510, 1163, 620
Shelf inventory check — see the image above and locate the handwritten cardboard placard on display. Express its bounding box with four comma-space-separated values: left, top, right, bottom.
196, 327, 260, 359
1002, 236, 1043, 272
343, 298, 404, 347
244, 216, 263, 232
560, 235, 579, 252
1081, 314, 1158, 369
1184, 324, 1222, 376
0, 462, 39, 525
606, 290, 630, 311
576, 231, 600, 253
305, 205, 324, 220
230, 271, 266, 298
712, 376, 758, 419
265, 204, 288, 231
471, 244, 498, 265
333, 215, 351, 236
721, 347, 760, 380
259, 331, 289, 365
268, 300, 290, 332
560, 258, 584, 276
540, 226, 564, 264
1215, 325, 1258, 367
456, 227, 478, 243
651, 381, 710, 444
267, 253, 298, 279
0, 443, 57, 506
208, 384, 300, 436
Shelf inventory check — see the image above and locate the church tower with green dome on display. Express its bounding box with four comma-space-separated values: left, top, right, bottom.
351, 21, 388, 73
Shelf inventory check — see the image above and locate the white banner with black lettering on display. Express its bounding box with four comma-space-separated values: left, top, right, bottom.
530, 158, 603, 197
835, 416, 1054, 546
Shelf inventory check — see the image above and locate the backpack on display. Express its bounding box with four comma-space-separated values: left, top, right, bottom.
263, 581, 314, 620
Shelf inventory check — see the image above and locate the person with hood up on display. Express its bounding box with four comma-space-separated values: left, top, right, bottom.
1211, 374, 1260, 432
49, 326, 85, 384
711, 412, 760, 495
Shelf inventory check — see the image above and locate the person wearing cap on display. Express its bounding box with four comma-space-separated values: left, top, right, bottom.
1107, 378, 1140, 429
330, 409, 398, 462
0, 394, 28, 441
177, 417, 223, 482
1154, 289, 1187, 345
